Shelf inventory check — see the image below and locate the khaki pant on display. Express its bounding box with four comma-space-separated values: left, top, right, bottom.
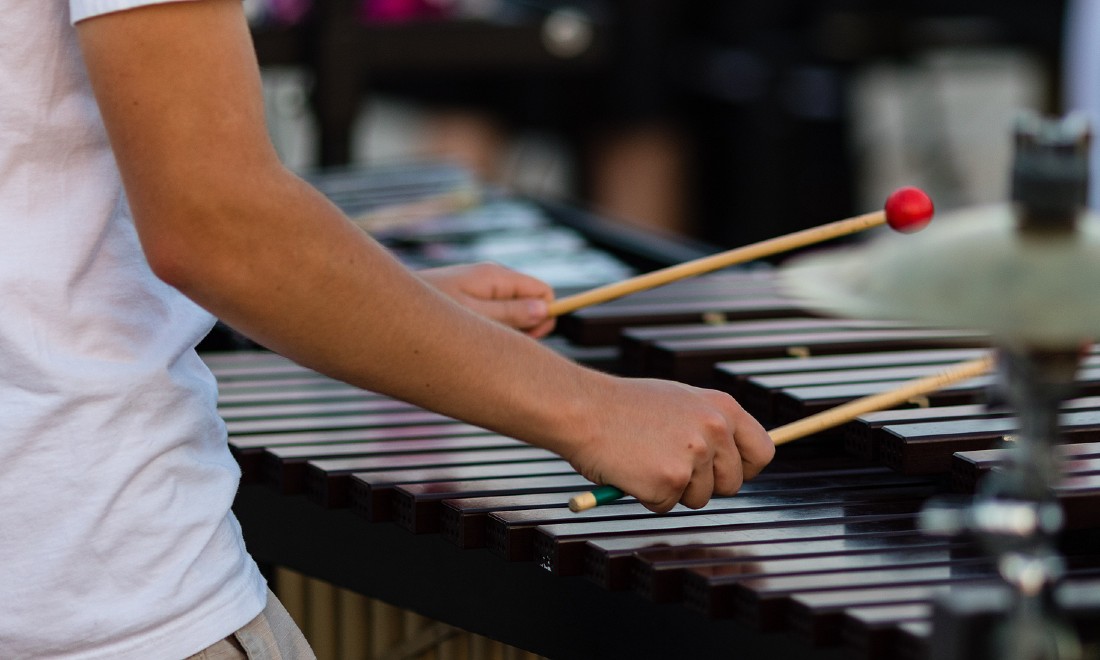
185, 588, 315, 660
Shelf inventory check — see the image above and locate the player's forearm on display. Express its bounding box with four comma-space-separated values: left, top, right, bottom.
142, 166, 601, 459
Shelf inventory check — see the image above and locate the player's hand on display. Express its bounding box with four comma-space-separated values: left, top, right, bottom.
563, 377, 775, 513
418, 263, 555, 338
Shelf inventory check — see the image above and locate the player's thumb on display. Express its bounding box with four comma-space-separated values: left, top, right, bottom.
478, 298, 549, 332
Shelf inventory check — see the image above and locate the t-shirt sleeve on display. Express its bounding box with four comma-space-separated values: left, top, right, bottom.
70, 0, 199, 24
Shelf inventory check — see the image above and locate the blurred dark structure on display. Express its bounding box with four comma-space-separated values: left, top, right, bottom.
251, 0, 1068, 250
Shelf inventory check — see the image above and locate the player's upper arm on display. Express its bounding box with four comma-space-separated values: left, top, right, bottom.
76, 0, 282, 281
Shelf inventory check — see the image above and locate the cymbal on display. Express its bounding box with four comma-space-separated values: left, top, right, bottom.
779, 202, 1100, 348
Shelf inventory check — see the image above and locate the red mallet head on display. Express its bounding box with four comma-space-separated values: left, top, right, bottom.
884, 186, 934, 233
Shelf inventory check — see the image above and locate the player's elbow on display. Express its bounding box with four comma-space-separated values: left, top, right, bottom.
129, 168, 274, 295
138, 221, 212, 294
131, 188, 244, 297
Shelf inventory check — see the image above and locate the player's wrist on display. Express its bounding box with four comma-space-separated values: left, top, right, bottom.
527, 366, 615, 462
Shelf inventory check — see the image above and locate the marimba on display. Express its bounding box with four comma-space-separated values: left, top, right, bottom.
220, 261, 1100, 659
217, 161, 1100, 659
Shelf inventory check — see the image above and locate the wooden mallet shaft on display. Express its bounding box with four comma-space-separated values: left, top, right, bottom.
549, 210, 885, 317
767, 354, 995, 445
568, 353, 994, 512
548, 186, 934, 317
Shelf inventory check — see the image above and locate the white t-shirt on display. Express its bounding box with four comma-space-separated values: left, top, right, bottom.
0, 2, 267, 658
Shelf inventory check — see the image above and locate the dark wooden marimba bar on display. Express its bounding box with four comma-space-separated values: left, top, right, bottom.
220, 168, 1100, 659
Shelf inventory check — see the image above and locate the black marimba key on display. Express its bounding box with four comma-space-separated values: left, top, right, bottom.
618, 318, 895, 377
786, 566, 1100, 654
712, 343, 1100, 413
741, 363, 987, 427
413, 481, 602, 539
950, 447, 1002, 493
537, 335, 620, 371
771, 375, 994, 429
489, 476, 937, 563
205, 354, 315, 379
629, 533, 959, 604
557, 271, 773, 314
774, 365, 1100, 429
581, 517, 918, 588
645, 328, 987, 386
224, 408, 460, 436
767, 346, 1100, 410
217, 383, 379, 405
880, 411, 1100, 474
1053, 474, 1100, 530
878, 418, 1016, 474
304, 448, 562, 508
262, 433, 519, 494
202, 349, 293, 367
519, 464, 924, 576
844, 394, 1100, 465
478, 468, 926, 566
573, 296, 812, 347
683, 554, 995, 627
530, 498, 925, 574
540, 468, 915, 574
927, 574, 1100, 660
219, 397, 420, 422
844, 403, 1005, 463
394, 473, 594, 538
940, 469, 1100, 531
345, 459, 577, 519
713, 348, 988, 399
893, 621, 930, 660
558, 280, 800, 347
439, 491, 596, 543
217, 374, 346, 392
787, 584, 953, 647
229, 422, 485, 483
951, 442, 1100, 492
841, 603, 931, 660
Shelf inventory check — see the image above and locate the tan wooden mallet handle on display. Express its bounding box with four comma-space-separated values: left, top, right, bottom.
768, 354, 995, 445
568, 352, 994, 512
548, 187, 934, 317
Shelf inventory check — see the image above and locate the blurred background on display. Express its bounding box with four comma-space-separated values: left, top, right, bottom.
245, 0, 1080, 249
